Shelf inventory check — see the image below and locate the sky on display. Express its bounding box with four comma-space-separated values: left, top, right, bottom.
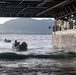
0, 17, 54, 24
0, 17, 17, 24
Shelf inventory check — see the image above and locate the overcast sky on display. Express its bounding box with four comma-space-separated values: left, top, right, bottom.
0, 17, 54, 24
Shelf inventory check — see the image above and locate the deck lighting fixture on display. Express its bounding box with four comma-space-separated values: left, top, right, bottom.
65, 17, 67, 19
71, 15, 74, 17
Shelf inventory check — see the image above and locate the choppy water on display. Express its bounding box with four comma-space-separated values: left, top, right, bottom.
0, 34, 76, 75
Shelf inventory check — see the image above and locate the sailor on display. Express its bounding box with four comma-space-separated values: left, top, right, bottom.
13, 40, 20, 47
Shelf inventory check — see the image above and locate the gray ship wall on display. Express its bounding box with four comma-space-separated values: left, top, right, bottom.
52, 29, 76, 52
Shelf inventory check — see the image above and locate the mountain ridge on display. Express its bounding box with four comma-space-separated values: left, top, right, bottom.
0, 18, 54, 34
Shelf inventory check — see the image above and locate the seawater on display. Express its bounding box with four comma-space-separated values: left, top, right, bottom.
0, 34, 76, 75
